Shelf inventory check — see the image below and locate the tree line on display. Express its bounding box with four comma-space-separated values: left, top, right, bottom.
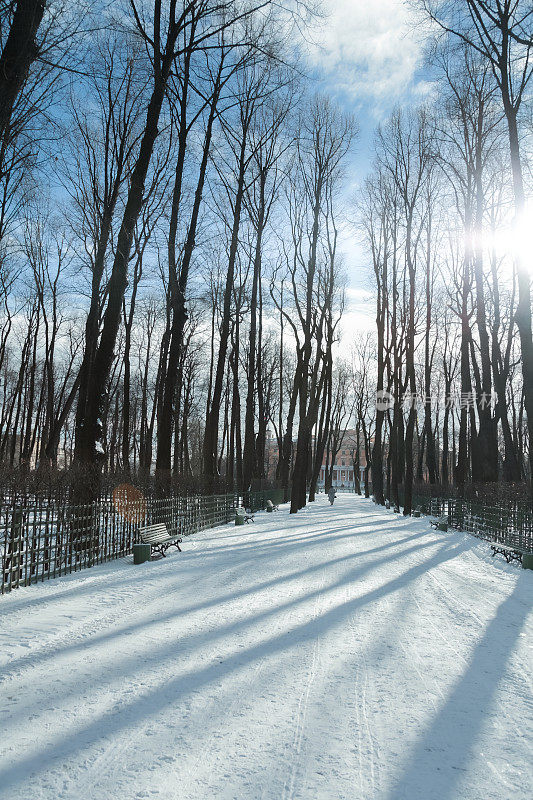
363, 0, 533, 510
0, 0, 359, 514
2, 0, 532, 515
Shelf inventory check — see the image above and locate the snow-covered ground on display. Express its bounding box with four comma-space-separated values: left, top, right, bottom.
1, 495, 532, 800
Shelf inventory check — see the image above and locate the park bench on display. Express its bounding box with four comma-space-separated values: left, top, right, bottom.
139, 522, 182, 558
266, 499, 279, 512
490, 544, 525, 565
235, 507, 254, 524
430, 515, 448, 532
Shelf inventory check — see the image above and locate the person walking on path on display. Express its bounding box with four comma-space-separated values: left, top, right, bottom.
328, 487, 336, 506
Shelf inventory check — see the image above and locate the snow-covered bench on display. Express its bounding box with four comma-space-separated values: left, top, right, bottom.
265, 499, 278, 512
235, 507, 254, 524
139, 523, 182, 558
430, 515, 448, 532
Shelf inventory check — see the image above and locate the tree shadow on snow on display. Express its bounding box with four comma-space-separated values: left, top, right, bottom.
0, 535, 472, 792
384, 576, 532, 800
2, 528, 444, 683
0, 504, 391, 616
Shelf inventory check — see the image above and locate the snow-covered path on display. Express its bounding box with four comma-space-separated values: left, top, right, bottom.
1, 495, 531, 800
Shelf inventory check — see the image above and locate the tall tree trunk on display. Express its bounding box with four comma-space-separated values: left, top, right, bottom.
308, 351, 332, 502
501, 99, 533, 486
0, 0, 46, 147
456, 255, 473, 496
441, 372, 452, 485
372, 238, 387, 504
403, 214, 416, 516
203, 135, 247, 481
74, 47, 174, 502
472, 127, 498, 482
255, 280, 267, 480
280, 373, 298, 502
154, 44, 193, 486
423, 220, 437, 484
290, 171, 322, 514
242, 172, 265, 490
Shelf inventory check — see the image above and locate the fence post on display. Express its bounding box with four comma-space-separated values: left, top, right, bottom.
5, 507, 24, 591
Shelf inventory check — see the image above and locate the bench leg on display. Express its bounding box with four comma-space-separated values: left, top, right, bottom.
491, 546, 523, 565
155, 541, 183, 556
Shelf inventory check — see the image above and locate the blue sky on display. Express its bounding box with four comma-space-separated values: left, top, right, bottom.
304, 0, 431, 337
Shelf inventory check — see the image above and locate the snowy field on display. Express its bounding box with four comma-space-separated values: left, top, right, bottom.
0, 495, 532, 800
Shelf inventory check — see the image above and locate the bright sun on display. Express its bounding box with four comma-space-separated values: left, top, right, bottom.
484, 202, 533, 276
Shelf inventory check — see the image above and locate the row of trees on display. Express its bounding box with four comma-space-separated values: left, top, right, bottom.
3, 0, 531, 515
0, 0, 358, 513
363, 0, 533, 510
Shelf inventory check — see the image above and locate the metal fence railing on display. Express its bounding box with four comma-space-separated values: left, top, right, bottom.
412, 494, 533, 554
1, 488, 284, 594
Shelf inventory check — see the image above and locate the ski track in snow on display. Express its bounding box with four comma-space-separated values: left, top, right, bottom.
0, 495, 532, 800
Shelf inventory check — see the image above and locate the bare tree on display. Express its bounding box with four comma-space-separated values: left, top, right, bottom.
419, 0, 533, 487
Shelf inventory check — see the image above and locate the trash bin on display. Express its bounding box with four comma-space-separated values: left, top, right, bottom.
133, 543, 151, 564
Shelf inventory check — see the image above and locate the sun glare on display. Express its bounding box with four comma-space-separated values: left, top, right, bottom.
483, 203, 533, 275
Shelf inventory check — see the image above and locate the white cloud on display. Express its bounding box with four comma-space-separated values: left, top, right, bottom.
308, 0, 423, 107
301, 1, 426, 343
340, 286, 375, 343
345, 286, 373, 303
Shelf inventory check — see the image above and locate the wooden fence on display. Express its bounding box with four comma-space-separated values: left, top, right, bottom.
1, 488, 284, 594
412, 494, 533, 554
